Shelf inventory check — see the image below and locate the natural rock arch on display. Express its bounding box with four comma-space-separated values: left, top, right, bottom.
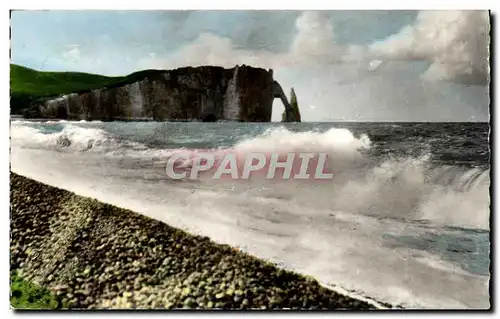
56, 106, 68, 119
272, 81, 300, 122
202, 113, 218, 122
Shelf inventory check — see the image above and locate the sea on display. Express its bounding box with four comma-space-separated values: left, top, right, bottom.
10, 120, 491, 309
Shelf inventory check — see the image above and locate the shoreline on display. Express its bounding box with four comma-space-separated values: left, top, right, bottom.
10, 172, 388, 310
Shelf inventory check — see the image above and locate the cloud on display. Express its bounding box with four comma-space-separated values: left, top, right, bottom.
138, 33, 271, 69
133, 10, 489, 122
61, 45, 81, 63
139, 10, 490, 87
290, 11, 336, 60
138, 11, 368, 71
368, 60, 383, 71
272, 62, 489, 122
369, 10, 490, 85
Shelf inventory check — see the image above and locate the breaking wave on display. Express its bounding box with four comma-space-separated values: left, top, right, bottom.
11, 121, 146, 154
223, 127, 489, 229
10, 122, 490, 229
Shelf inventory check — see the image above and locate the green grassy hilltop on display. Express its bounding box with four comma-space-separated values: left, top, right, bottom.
10, 64, 167, 116
10, 64, 125, 115
10, 64, 122, 97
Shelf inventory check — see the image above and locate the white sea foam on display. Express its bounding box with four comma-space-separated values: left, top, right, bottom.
9, 121, 490, 309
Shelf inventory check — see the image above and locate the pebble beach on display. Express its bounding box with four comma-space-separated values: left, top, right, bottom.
10, 172, 383, 310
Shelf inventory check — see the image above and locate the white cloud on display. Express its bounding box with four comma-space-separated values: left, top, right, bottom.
368, 60, 383, 71
53, 11, 488, 88
138, 11, 367, 71
290, 11, 336, 60
139, 33, 274, 69
61, 45, 81, 62
133, 10, 489, 121
370, 10, 490, 85
140, 11, 490, 86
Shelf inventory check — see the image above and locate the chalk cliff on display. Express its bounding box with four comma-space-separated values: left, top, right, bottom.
34, 65, 296, 122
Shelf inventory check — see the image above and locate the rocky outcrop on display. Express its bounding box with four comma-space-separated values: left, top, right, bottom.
281, 87, 301, 122
273, 81, 293, 122
34, 65, 295, 122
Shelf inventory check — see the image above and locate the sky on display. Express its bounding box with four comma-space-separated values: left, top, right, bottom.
10, 10, 490, 121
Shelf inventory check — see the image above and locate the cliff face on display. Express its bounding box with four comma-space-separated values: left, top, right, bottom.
36, 65, 283, 122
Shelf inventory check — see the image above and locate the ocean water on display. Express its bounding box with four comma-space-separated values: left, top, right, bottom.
10, 120, 491, 309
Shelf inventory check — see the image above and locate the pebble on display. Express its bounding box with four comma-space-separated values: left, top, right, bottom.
10, 172, 382, 310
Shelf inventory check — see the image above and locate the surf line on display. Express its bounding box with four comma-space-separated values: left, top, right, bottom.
165, 152, 334, 180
